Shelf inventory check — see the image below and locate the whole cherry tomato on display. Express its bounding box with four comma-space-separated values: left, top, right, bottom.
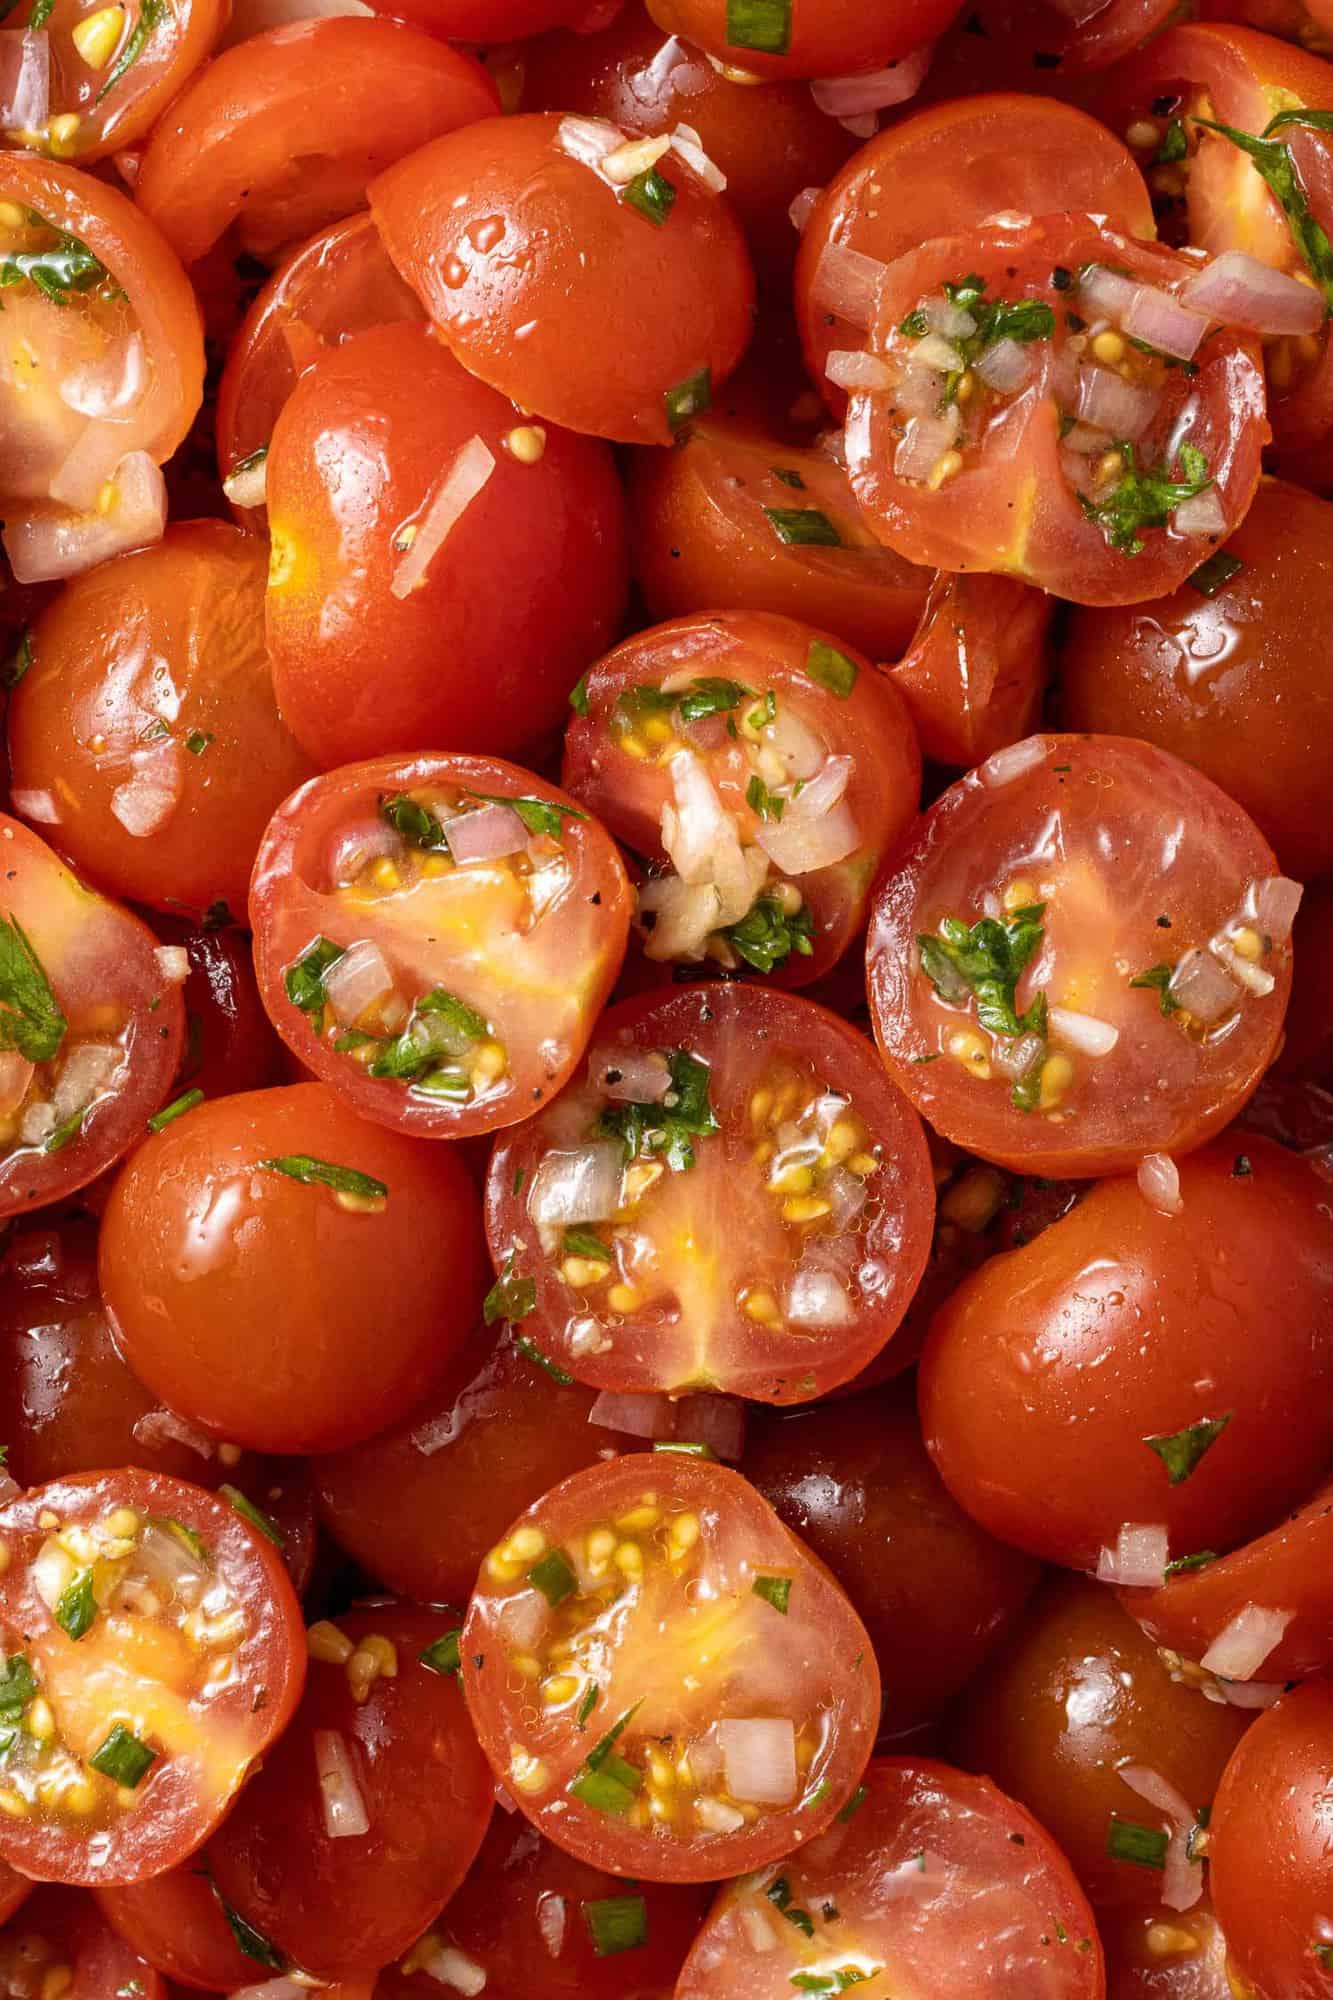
887, 570, 1052, 768
97, 1860, 289, 1990
154, 917, 284, 1101
1276, 880, 1333, 1083
641, 0, 964, 82
1, 1886, 164, 2000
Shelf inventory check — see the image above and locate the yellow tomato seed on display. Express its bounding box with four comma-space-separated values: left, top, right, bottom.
1091, 329, 1126, 365
1146, 1924, 1200, 1959
71, 4, 125, 68
783, 1195, 832, 1224
1230, 925, 1263, 962
541, 1674, 578, 1705
504, 424, 547, 464
947, 1030, 991, 1080
748, 1088, 772, 1126
615, 1504, 660, 1531
614, 1541, 644, 1578
926, 449, 963, 491
507, 1526, 546, 1562
606, 1283, 640, 1312
743, 1289, 781, 1325
1039, 1053, 1074, 1109
1002, 877, 1038, 912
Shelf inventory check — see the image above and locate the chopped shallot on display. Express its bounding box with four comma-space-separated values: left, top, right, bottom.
10, 788, 59, 824
587, 1390, 677, 1440
0, 29, 47, 133
1118, 1765, 1203, 1911
670, 121, 726, 191
1095, 1522, 1168, 1587
58, 333, 146, 420
718, 1718, 798, 1805
527, 1142, 624, 1228
1179, 249, 1325, 336
443, 801, 528, 864
132, 1407, 215, 1459
314, 1729, 370, 1839
1172, 488, 1227, 537
974, 337, 1034, 394
826, 348, 893, 393
153, 945, 190, 985
894, 412, 959, 483
1076, 364, 1155, 439
1243, 874, 1303, 942
413, 1944, 487, 1995
788, 185, 822, 234
809, 46, 933, 118
978, 737, 1046, 787
1166, 947, 1238, 1024
1077, 263, 1139, 324
1209, 931, 1276, 997
785, 1264, 854, 1328
1137, 1154, 1182, 1217
588, 1046, 671, 1102
110, 739, 183, 838
322, 938, 394, 1026
554, 113, 622, 170
1120, 283, 1209, 363
1048, 1007, 1119, 1057
5, 451, 166, 583
1200, 1604, 1294, 1681
390, 437, 495, 601
809, 240, 887, 327
223, 453, 268, 509
756, 756, 859, 876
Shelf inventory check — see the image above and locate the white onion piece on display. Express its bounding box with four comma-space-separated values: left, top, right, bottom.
880, 1851, 951, 1896
826, 348, 893, 392
322, 938, 394, 1027
920, 295, 976, 340
763, 705, 825, 782
1173, 487, 1226, 537
59, 332, 146, 420
1060, 421, 1113, 458
314, 1730, 369, 1839
1121, 283, 1209, 362
1166, 946, 1239, 1024
913, 332, 965, 373
1118, 1765, 1202, 1912
414, 1944, 488, 1995
837, 111, 877, 139
638, 874, 723, 960
1076, 363, 1155, 438
661, 749, 754, 923
975, 337, 1034, 393
672, 1392, 747, 1462
1137, 1153, 1182, 1217
718, 1718, 798, 1805
1179, 249, 1325, 336
1212, 1677, 1286, 1709
0, 29, 47, 132
1048, 1007, 1119, 1057
785, 1264, 854, 1328
670, 121, 726, 191
527, 1142, 624, 1228
810, 240, 887, 327
6, 451, 165, 583
1096, 1523, 1168, 1587
496, 1587, 548, 1653
826, 1164, 868, 1231
992, 1030, 1045, 1084
979, 736, 1046, 787
894, 412, 958, 482
229, 1982, 309, 2000
137, 1520, 206, 1599
588, 1390, 676, 1440
110, 739, 183, 838
132, 1407, 214, 1459
1244, 874, 1303, 943
555, 113, 622, 170
588, 1046, 671, 1103
328, 816, 399, 883
810, 44, 933, 118
223, 453, 268, 509
390, 437, 495, 601
537, 1894, 567, 1960
788, 185, 822, 234
48, 419, 131, 512
9, 788, 59, 824
1200, 1604, 1294, 1680
1208, 932, 1276, 997
53, 1041, 121, 1119
894, 362, 948, 419
153, 945, 190, 985
444, 801, 527, 864
756, 756, 859, 876
1077, 263, 1139, 323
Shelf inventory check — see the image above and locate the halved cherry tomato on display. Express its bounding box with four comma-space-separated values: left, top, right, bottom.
922, 0, 1178, 92
249, 756, 632, 1140
674, 1756, 1105, 1997
887, 571, 1052, 768
796, 94, 1153, 411
263, 324, 629, 768
2, 1886, 163, 1999
462, 1453, 880, 1881
373, 0, 621, 28
133, 19, 499, 269
378, 1808, 710, 2000
641, 0, 963, 81
0, 1468, 305, 1885
154, 916, 284, 1101
484, 984, 935, 1401
369, 110, 756, 445
1276, 880, 1333, 1082
97, 1860, 276, 1990
208, 1604, 494, 1979
866, 733, 1291, 1177
843, 213, 1268, 607
1209, 1676, 1333, 2000
562, 612, 920, 985
98, 1082, 488, 1454
313, 1323, 642, 1610
745, 1379, 1041, 1738
214, 213, 421, 532
627, 410, 931, 659
0, 1869, 27, 1931
8, 522, 314, 916
0, 812, 185, 1217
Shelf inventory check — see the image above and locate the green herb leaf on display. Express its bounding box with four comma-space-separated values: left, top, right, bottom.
752, 1574, 792, 1614
1144, 1413, 1233, 1485
0, 1655, 36, 1733
466, 791, 586, 840
256, 1155, 388, 1204
1314, 1942, 1333, 1970
726, 0, 789, 51
916, 905, 1047, 1039
594, 1048, 718, 1171
838, 1783, 868, 1822
1077, 440, 1214, 557
484, 1257, 536, 1326
665, 366, 712, 434
1188, 550, 1244, 597
89, 1723, 157, 1788
1164, 1549, 1218, 1577
1106, 1818, 1168, 1869
148, 1087, 204, 1133
96, 0, 165, 101
771, 466, 805, 489
724, 894, 815, 975
513, 1333, 573, 1385
746, 773, 786, 822
569, 672, 590, 717
623, 166, 676, 227
284, 936, 344, 1023
420, 1629, 462, 1677
219, 1484, 286, 1549
1198, 113, 1333, 309
570, 1702, 644, 1816
2, 631, 32, 689
0, 914, 66, 1063
211, 1885, 286, 1971
42, 1108, 86, 1155
1156, 118, 1189, 163
804, 640, 858, 698
1129, 963, 1180, 1016
766, 1878, 815, 1937
55, 1567, 96, 1642
528, 1548, 577, 1606
563, 1227, 612, 1264
583, 1894, 648, 1956
184, 730, 213, 756
763, 507, 842, 547
0, 233, 108, 305
676, 676, 750, 723
381, 793, 447, 849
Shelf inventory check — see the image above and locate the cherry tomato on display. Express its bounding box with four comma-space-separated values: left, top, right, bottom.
485, 984, 935, 1401
562, 612, 921, 985
8, 522, 315, 916
866, 733, 1291, 1177
249, 756, 632, 1140
214, 213, 421, 531
1060, 479, 1333, 882
842, 213, 1267, 607
375, 0, 621, 28
887, 571, 1052, 768
207, 1604, 494, 1979
154, 917, 284, 1101
674, 1756, 1105, 1997
262, 324, 629, 767
627, 408, 931, 659
96, 1861, 273, 1990
312, 1323, 643, 1610
744, 1379, 1041, 1738
0, 1468, 305, 1885
0, 812, 185, 1217
1276, 880, 1333, 1083
0, 1869, 28, 1930
133, 20, 499, 268
1, 1886, 164, 2000
461, 1453, 881, 1882
378, 1808, 710, 2000
98, 1082, 488, 1454
796, 94, 1154, 411
640, 0, 963, 82
522, 4, 858, 289
1209, 1676, 1333, 2000
369, 110, 756, 445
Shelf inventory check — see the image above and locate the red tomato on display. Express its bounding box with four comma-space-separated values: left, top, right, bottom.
98, 1082, 488, 1454
0, 812, 185, 1217
8, 522, 315, 916
866, 734, 1291, 1177
675, 1757, 1105, 1997
375, 0, 620, 28
1209, 1677, 1333, 2000
744, 1379, 1041, 1738
484, 984, 935, 1401
312, 1323, 643, 1610
2, 0, 226, 163
887, 571, 1052, 768
207, 1604, 494, 1979
369, 111, 756, 445
134, 19, 499, 268
0, 1468, 305, 1886
248, 756, 632, 1141
843, 213, 1267, 607
0, 1869, 27, 1930
2, 1886, 164, 2000
641, 0, 963, 80
262, 324, 629, 768
627, 409, 931, 660
154, 917, 284, 1102
214, 213, 421, 532
96, 1862, 269, 1990
378, 1809, 710, 2000
921, 1138, 1333, 1572
461, 1453, 881, 1881
561, 612, 921, 986
1275, 880, 1333, 1083
795, 94, 1154, 412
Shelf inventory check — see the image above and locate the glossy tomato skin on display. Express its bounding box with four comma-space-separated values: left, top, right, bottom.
796, 94, 1153, 411
98, 1083, 488, 1454
3, 1887, 164, 1999
485, 985, 935, 1401
462, 1454, 881, 1882
1061, 480, 1333, 882
0, 814, 185, 1218
5, 0, 226, 164
743, 1380, 1042, 1738
1209, 1678, 1333, 1999
920, 1139, 1333, 1572
8, 523, 315, 916
263, 324, 629, 768
675, 1757, 1105, 1997
208, 1604, 494, 1979
154, 917, 285, 1102
312, 1324, 640, 1609
866, 734, 1291, 1177
641, 0, 964, 79
1276, 880, 1333, 1083
134, 19, 500, 268
379, 1808, 710, 2000
0, 1469, 305, 1886
887, 571, 1051, 768
370, 112, 756, 445
95, 1863, 262, 1991
249, 754, 632, 1139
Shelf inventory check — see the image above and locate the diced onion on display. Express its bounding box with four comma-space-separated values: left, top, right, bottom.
826, 348, 893, 393
912, 332, 965, 373
53, 1041, 121, 1121
697, 1796, 746, 1832
825, 1165, 868, 1231
1076, 364, 1155, 439
49, 420, 135, 512
132, 1407, 215, 1459
322, 938, 394, 1026
756, 755, 859, 876
390, 437, 495, 601
555, 113, 622, 170
414, 1944, 488, 1995
444, 801, 528, 864
1048, 1006, 1119, 1058
893, 362, 949, 419
1243, 874, 1303, 944
328, 817, 399, 883
588, 1391, 676, 1440
893, 412, 959, 483
5, 451, 166, 583
1137, 1154, 1182, 1217
671, 1392, 747, 1462
537, 1894, 567, 1960
588, 1046, 671, 1103
638, 875, 724, 961
32, 1538, 76, 1612
810, 44, 933, 118
670, 121, 726, 192
1120, 283, 1209, 362
1166, 946, 1239, 1024
763, 705, 826, 783
137, 1521, 207, 1601
1211, 1678, 1286, 1709
527, 1142, 624, 1228
58, 332, 146, 420
153, 945, 190, 985
788, 185, 822, 234
314, 1729, 370, 1839
1200, 1604, 1294, 1681
1208, 932, 1276, 997
661, 749, 755, 923
226, 1983, 310, 2000
1077, 263, 1139, 324
974, 337, 1034, 394
10, 788, 59, 824
1172, 488, 1226, 537
223, 453, 268, 509
992, 1031, 1045, 1085
978, 736, 1046, 787
881, 1851, 949, 1895
785, 1264, 854, 1328
0, 28, 47, 132
1095, 1522, 1168, 1587
837, 111, 877, 139
810, 240, 887, 328
110, 740, 183, 839
717, 1718, 798, 1805
920, 295, 977, 341
1118, 1765, 1202, 1912
1179, 249, 1325, 336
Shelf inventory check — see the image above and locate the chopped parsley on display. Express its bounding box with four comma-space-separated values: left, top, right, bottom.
0, 914, 66, 1063
837, 1783, 868, 1822
623, 166, 676, 227
1144, 1412, 1233, 1485
256, 1155, 388, 1203
380, 793, 447, 849
725, 0, 790, 53
1156, 118, 1189, 163
212, 1885, 286, 1970
284, 936, 344, 1023
1188, 549, 1244, 597
916, 906, 1047, 1053
0, 232, 109, 306
569, 672, 590, 717
564, 1227, 612, 1264
484, 1256, 536, 1325
724, 894, 815, 975
676, 675, 750, 722
513, 1333, 573, 1384
1106, 1818, 1168, 1869
752, 1574, 792, 1614
902, 272, 1056, 406
365, 988, 489, 1088
148, 1087, 204, 1133
766, 1877, 814, 1937
420, 1629, 462, 1676
1129, 963, 1180, 1015
1164, 1549, 1218, 1577
2, 631, 32, 689
89, 1723, 157, 1788
528, 1548, 577, 1606
97, 0, 165, 102
1198, 110, 1333, 310
803, 640, 858, 698
665, 366, 712, 434
771, 466, 805, 488
746, 774, 785, 822
763, 507, 842, 547
569, 1702, 643, 1816
583, 1894, 648, 1956
1077, 440, 1213, 556
55, 1567, 97, 1641
219, 1484, 285, 1549
595, 1048, 718, 1171
0, 1655, 36, 1751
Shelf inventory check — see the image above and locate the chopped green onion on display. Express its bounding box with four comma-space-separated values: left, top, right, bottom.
804, 640, 858, 698
582, 1894, 648, 1956
726, 0, 791, 53
577, 1682, 600, 1727
563, 1227, 612, 1264
219, 1484, 286, 1550
484, 1258, 536, 1325
653, 1440, 717, 1459
55, 1568, 97, 1641
771, 467, 805, 488
837, 1783, 868, 1822
211, 1884, 287, 1970
42, 1109, 85, 1155
2, 631, 33, 688
763, 507, 841, 547
1106, 1818, 1168, 1869
665, 366, 712, 434
623, 166, 676, 227
569, 672, 590, 717
570, 1703, 643, 1814
752, 1574, 792, 1614
284, 936, 344, 1022
528, 1548, 577, 1606
767, 1877, 815, 1936
148, 1088, 204, 1133
1144, 1413, 1233, 1485
256, 1155, 388, 1204
184, 730, 213, 756
746, 774, 785, 822
1164, 1548, 1218, 1577
420, 1630, 462, 1676
96, 0, 166, 102
1188, 550, 1243, 597
89, 1723, 157, 1788
513, 1334, 572, 1385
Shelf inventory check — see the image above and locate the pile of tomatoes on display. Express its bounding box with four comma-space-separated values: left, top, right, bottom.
2, 0, 1333, 1993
